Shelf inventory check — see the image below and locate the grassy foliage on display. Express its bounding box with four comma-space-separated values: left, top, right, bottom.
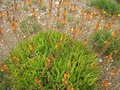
4, 31, 99, 89
91, 30, 120, 65
68, 16, 74, 22
90, 0, 120, 14
20, 20, 42, 35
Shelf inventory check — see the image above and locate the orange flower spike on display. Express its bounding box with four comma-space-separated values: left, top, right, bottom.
71, 3, 77, 11
116, 66, 120, 72
11, 23, 17, 31
31, 8, 37, 18
35, 77, 41, 84
67, 85, 74, 90
6, 11, 10, 20
13, 0, 19, 11
63, 8, 68, 16
80, 8, 84, 16
29, 44, 33, 51
102, 80, 111, 88
62, 16, 67, 25
0, 27, 3, 35
49, 0, 53, 9
58, 0, 62, 7
77, 30, 82, 36
112, 30, 119, 37
0, 11, 3, 18
109, 69, 117, 76
38, 0, 42, 7
26, 0, 32, 7
94, 19, 101, 32
83, 39, 87, 45
114, 49, 120, 54
12, 16, 18, 26
91, 64, 95, 68
111, 14, 116, 19
93, 8, 98, 16
13, 56, 17, 59
63, 0, 68, 6
60, 34, 66, 42
1, 64, 8, 72
63, 72, 70, 84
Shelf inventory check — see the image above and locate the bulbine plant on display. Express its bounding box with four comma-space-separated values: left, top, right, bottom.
2, 31, 99, 90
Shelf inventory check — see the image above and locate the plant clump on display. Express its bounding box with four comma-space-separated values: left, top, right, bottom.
3, 31, 99, 90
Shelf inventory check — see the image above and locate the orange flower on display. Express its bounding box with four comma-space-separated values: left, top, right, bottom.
0, 11, 3, 18
11, 23, 17, 31
38, 0, 42, 7
77, 30, 82, 35
6, 11, 10, 20
29, 45, 33, 51
35, 77, 41, 84
116, 66, 120, 72
26, 0, 32, 6
45, 56, 53, 68
91, 64, 95, 68
102, 80, 111, 88
1, 64, 8, 72
62, 18, 67, 25
67, 85, 74, 90
60, 34, 66, 42
112, 30, 120, 37
71, 3, 77, 11
0, 27, 3, 34
80, 8, 84, 16
63, 8, 68, 16
94, 19, 101, 32
13, 1, 19, 11
63, 72, 70, 84
109, 69, 117, 76
31, 8, 37, 18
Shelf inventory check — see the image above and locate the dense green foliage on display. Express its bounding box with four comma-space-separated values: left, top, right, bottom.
4, 31, 99, 90
90, 0, 120, 14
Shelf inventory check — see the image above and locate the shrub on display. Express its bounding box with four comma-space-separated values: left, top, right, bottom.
91, 30, 120, 65
4, 31, 99, 89
90, 0, 120, 14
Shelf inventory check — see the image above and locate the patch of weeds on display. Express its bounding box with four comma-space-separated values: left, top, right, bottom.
56, 22, 62, 29
20, 20, 42, 35
32, 0, 37, 4
90, 0, 120, 14
23, 6, 29, 11
68, 16, 74, 22
91, 30, 120, 65
41, 5, 48, 11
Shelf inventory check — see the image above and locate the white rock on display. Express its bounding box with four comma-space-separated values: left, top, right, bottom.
99, 58, 103, 62
55, 2, 59, 5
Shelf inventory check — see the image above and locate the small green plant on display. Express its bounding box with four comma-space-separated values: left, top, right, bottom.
20, 20, 42, 35
56, 22, 62, 29
90, 0, 120, 14
4, 31, 99, 89
68, 16, 74, 22
91, 30, 120, 65
41, 5, 48, 11
23, 6, 29, 11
